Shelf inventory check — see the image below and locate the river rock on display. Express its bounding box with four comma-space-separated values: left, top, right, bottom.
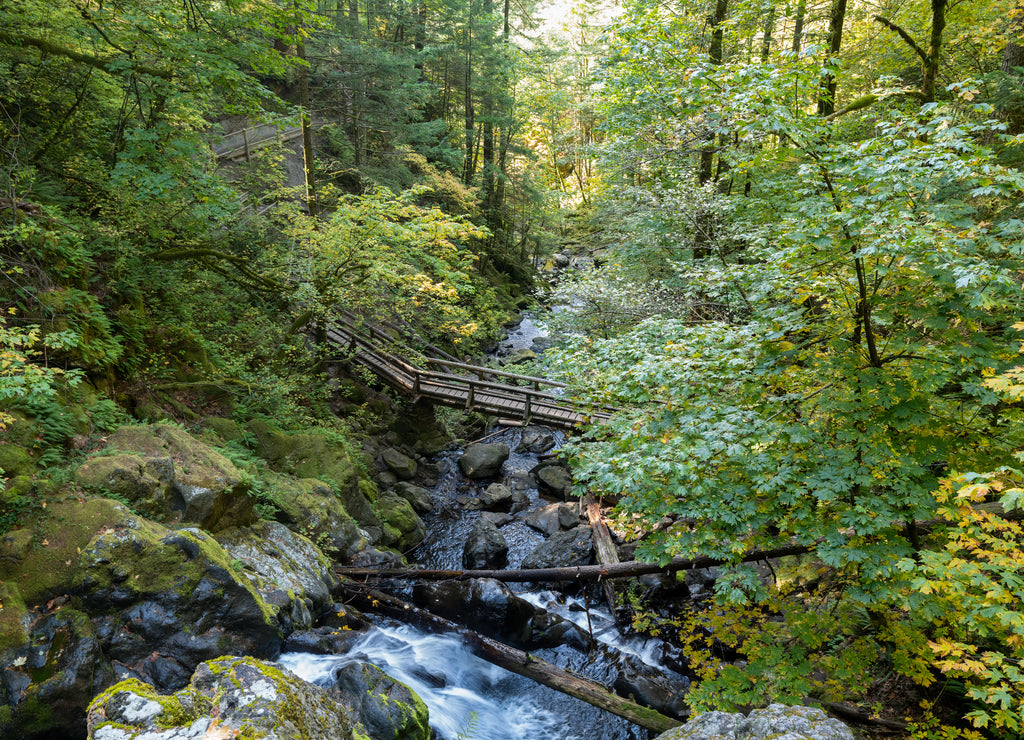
654, 703, 854, 740
506, 349, 538, 365
523, 502, 580, 536
412, 578, 539, 647
613, 654, 690, 720
263, 473, 366, 560
86, 656, 357, 740
507, 469, 533, 491
393, 481, 433, 513
479, 482, 514, 511
377, 491, 426, 550
74, 423, 254, 532
218, 521, 338, 634
533, 462, 573, 499
519, 426, 556, 453
463, 519, 509, 569
72, 517, 282, 692
522, 525, 594, 569
382, 447, 418, 480
481, 511, 514, 527
458, 443, 510, 479
331, 662, 430, 740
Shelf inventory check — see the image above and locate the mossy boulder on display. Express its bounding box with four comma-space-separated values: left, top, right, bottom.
654, 704, 854, 740
377, 492, 425, 551
72, 516, 282, 691
204, 416, 244, 442
247, 421, 380, 533
0, 581, 28, 656
458, 443, 510, 479
0, 444, 34, 478
0, 497, 129, 606
392, 482, 433, 514
2, 607, 115, 740
218, 521, 339, 633
75, 424, 254, 531
331, 662, 430, 740
381, 447, 417, 480
87, 657, 356, 740
263, 473, 366, 559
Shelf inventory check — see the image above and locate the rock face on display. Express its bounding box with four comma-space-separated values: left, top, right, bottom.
458, 443, 510, 479
72, 517, 282, 692
86, 657, 357, 740
218, 521, 338, 634
655, 704, 855, 740
75, 424, 255, 532
522, 525, 594, 569
462, 519, 509, 569
331, 662, 431, 740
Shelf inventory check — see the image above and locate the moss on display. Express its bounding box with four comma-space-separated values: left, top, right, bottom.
206, 417, 244, 442
0, 444, 34, 477
0, 581, 28, 653
1, 496, 129, 605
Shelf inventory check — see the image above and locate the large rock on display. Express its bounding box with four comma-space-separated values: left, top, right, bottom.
377, 491, 426, 551
458, 443, 510, 479
522, 525, 594, 570
413, 578, 539, 647
462, 519, 509, 570
382, 448, 418, 481
533, 462, 573, 499
654, 704, 854, 740
218, 521, 338, 633
523, 502, 579, 536
86, 657, 357, 740
519, 426, 556, 454
613, 655, 689, 720
72, 516, 282, 692
331, 662, 430, 740
263, 473, 366, 559
479, 482, 514, 512
393, 482, 433, 514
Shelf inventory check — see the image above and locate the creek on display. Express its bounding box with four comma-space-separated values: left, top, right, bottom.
283, 312, 682, 740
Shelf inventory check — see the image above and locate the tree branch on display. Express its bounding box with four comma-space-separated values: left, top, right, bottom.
873, 16, 930, 64
0, 31, 173, 79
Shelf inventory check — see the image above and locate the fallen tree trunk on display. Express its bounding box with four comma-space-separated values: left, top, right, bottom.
584, 495, 622, 615
336, 542, 814, 583
339, 584, 683, 734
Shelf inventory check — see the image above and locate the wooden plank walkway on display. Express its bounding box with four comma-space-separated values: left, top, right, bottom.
324, 316, 612, 430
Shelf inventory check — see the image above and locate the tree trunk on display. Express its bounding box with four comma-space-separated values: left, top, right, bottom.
791, 0, 806, 54
585, 496, 621, 616
761, 5, 776, 62
696, 0, 730, 260
920, 0, 947, 103
341, 586, 683, 734
817, 0, 848, 115
295, 6, 318, 219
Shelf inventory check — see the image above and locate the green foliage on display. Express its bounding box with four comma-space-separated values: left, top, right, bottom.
0, 316, 82, 430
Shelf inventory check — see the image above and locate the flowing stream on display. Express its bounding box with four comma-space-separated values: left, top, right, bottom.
281, 311, 678, 740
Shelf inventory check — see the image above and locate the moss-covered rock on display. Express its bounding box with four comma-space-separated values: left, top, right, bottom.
218, 521, 339, 633
262, 473, 366, 559
376, 492, 425, 551
381, 448, 417, 480
72, 516, 282, 691
331, 662, 430, 740
86, 657, 356, 740
204, 416, 244, 442
0, 444, 34, 478
0, 581, 28, 655
75, 423, 254, 531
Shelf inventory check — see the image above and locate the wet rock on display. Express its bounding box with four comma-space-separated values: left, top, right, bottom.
683, 566, 720, 600
479, 482, 514, 512
75, 424, 255, 532
518, 426, 556, 454
412, 578, 539, 648
481, 511, 514, 527
462, 519, 509, 570
263, 474, 366, 560
393, 482, 433, 514
523, 502, 580, 536
331, 662, 430, 740
458, 443, 510, 479
613, 655, 690, 720
347, 546, 405, 569
285, 627, 366, 656
72, 517, 281, 693
533, 462, 573, 499
87, 656, 358, 740
654, 703, 854, 740
522, 526, 594, 570
507, 349, 538, 365
377, 492, 426, 550
382, 448, 418, 481
506, 469, 533, 491
528, 610, 592, 651
457, 495, 484, 511
552, 253, 571, 268
503, 313, 524, 329
2, 608, 115, 740
218, 521, 338, 634
510, 489, 531, 513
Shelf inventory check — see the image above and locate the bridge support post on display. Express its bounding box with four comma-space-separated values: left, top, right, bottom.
466, 382, 475, 410
524, 393, 532, 425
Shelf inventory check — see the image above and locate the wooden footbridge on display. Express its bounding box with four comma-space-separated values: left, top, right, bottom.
325, 314, 613, 429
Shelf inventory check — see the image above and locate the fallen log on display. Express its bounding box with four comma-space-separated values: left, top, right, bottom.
339, 584, 683, 734
335, 542, 815, 583
584, 495, 621, 615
